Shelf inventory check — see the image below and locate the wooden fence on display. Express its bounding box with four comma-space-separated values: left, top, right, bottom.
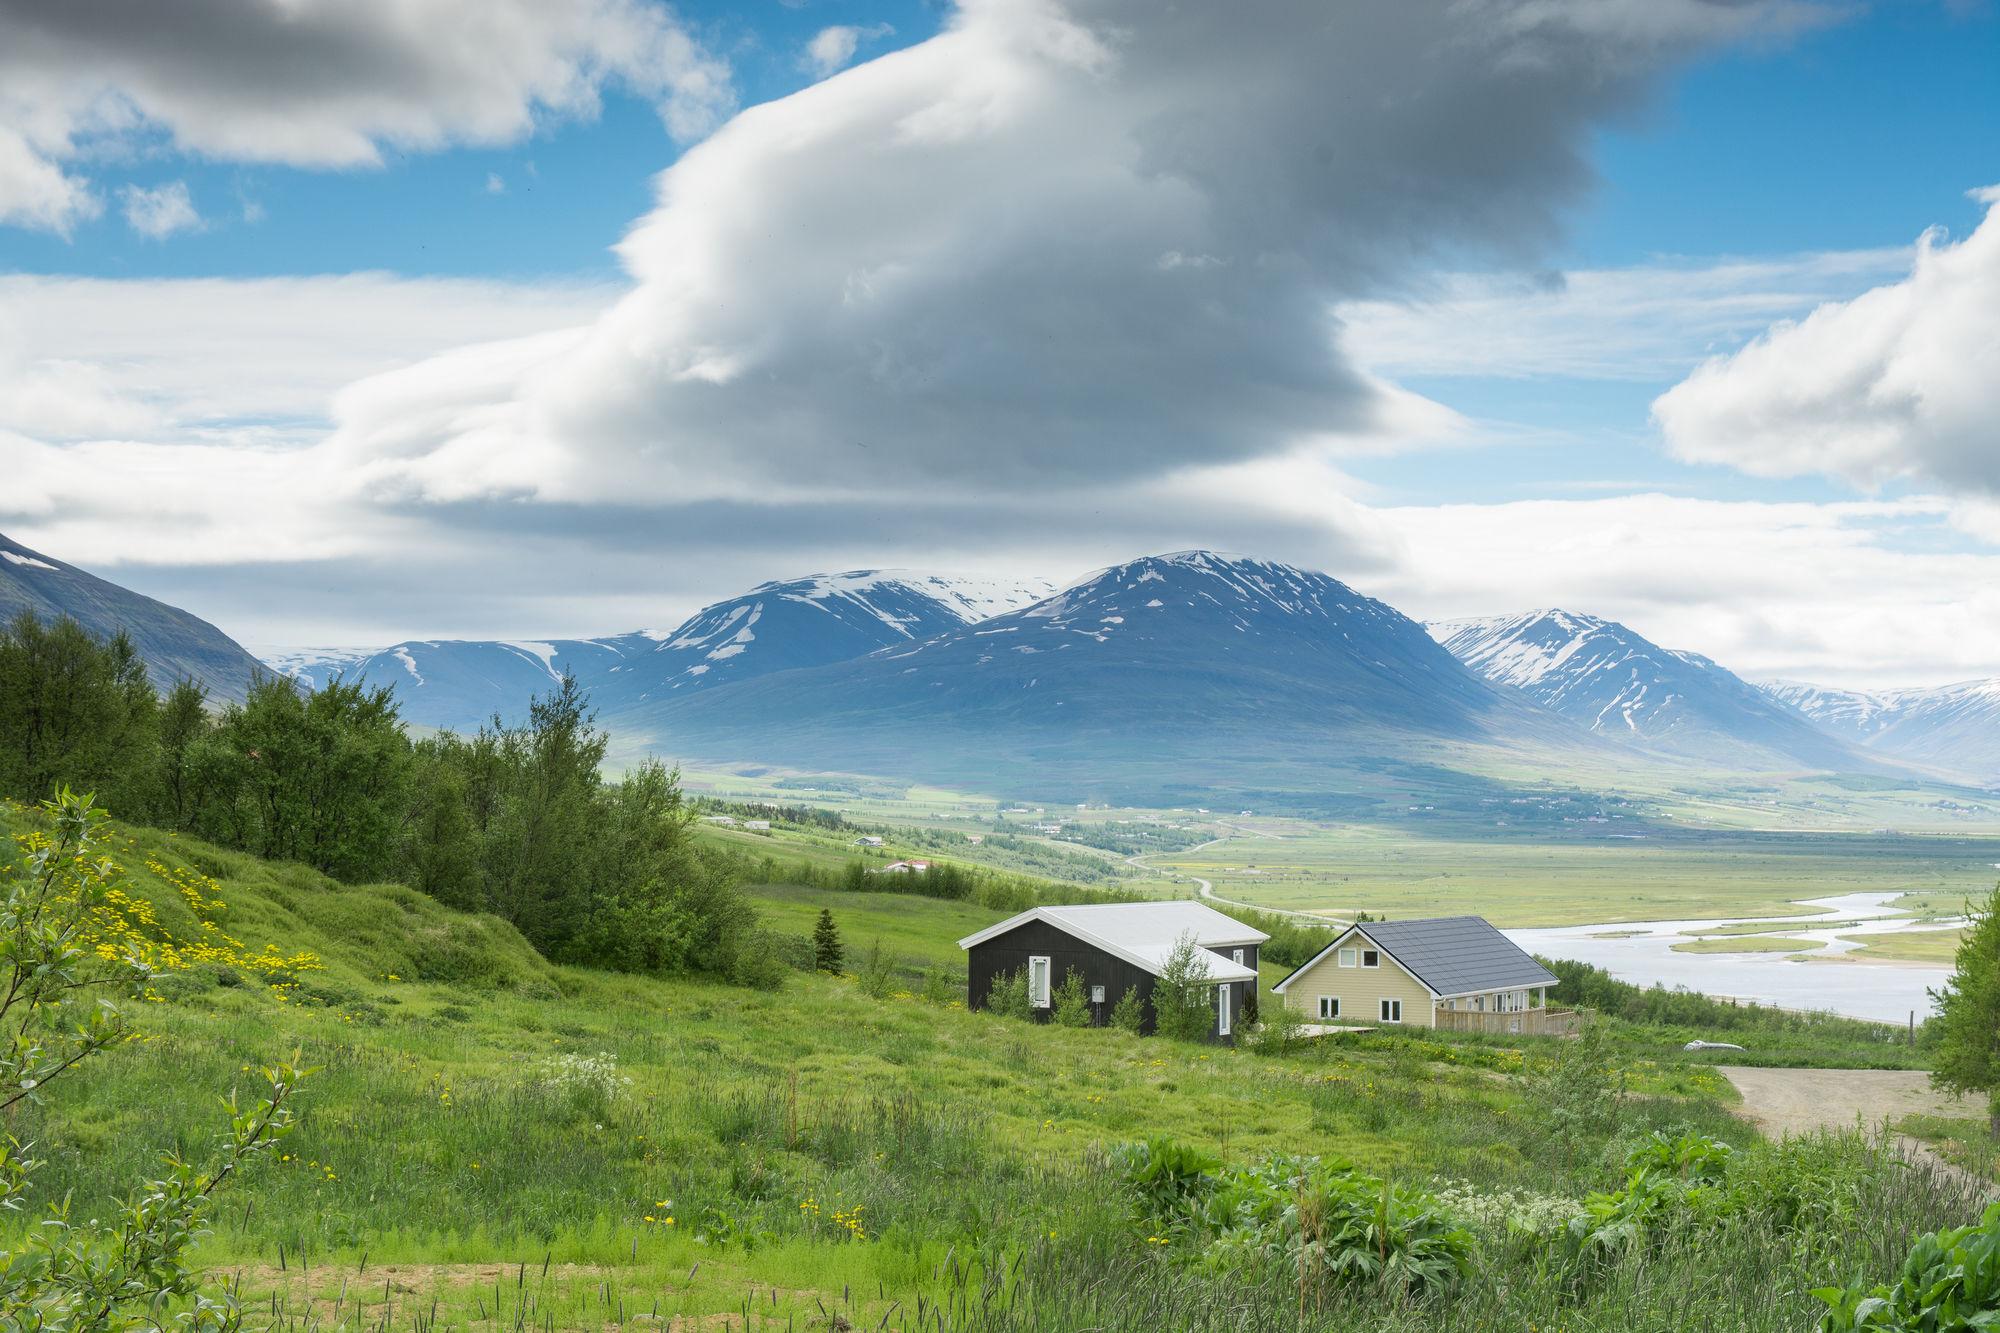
1431, 1006, 1584, 1037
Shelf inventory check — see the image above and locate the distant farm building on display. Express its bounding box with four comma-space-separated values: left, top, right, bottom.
742, 820, 772, 832
880, 859, 931, 873
854, 836, 885, 847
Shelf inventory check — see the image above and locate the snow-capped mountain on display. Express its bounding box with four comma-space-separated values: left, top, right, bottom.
1429, 609, 1869, 771
1764, 678, 2000, 786
0, 531, 266, 700
260, 646, 378, 690
590, 570, 1056, 711
260, 570, 1056, 733
622, 551, 1560, 796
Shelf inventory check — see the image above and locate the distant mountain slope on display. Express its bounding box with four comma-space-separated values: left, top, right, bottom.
265, 571, 1057, 733
588, 570, 1057, 712
1765, 679, 2000, 785
618, 551, 1570, 797
1429, 609, 1870, 771
306, 638, 638, 732
0, 532, 265, 700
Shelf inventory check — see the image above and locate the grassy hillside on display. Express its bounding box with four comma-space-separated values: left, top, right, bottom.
6, 807, 1977, 1330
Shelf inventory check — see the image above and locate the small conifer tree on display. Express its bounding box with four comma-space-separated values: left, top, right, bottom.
812, 907, 844, 973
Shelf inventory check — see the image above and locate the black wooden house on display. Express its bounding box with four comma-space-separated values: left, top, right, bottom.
957, 902, 1267, 1041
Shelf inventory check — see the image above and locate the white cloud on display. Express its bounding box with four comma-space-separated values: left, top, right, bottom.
1340, 246, 1910, 382
1370, 493, 2000, 689
0, 124, 100, 233
318, 0, 1813, 511
802, 24, 893, 78
120, 180, 201, 238
0, 0, 732, 234
1654, 189, 2000, 494
485, 172, 507, 195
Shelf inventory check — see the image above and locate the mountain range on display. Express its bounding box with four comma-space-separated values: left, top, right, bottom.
266, 571, 1058, 733
0, 532, 266, 701
7, 528, 1996, 796
605, 551, 1577, 798
1429, 609, 1870, 772
1761, 679, 2000, 787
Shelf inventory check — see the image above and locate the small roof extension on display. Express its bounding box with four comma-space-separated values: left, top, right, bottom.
957, 901, 1266, 984
1270, 915, 1556, 999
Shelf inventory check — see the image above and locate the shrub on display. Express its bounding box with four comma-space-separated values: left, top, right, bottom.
987, 968, 1033, 1021
812, 907, 843, 973
1815, 1198, 2000, 1331
1052, 969, 1092, 1027
1253, 1001, 1309, 1054
1152, 935, 1216, 1043
918, 965, 960, 1006
1110, 986, 1145, 1033
857, 938, 897, 998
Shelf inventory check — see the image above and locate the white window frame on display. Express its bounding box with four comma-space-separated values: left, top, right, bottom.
1231, 948, 1245, 966
1027, 956, 1051, 1009
1380, 998, 1402, 1024
1217, 984, 1232, 1037
1361, 949, 1380, 969
1337, 947, 1357, 968
1318, 995, 1340, 1020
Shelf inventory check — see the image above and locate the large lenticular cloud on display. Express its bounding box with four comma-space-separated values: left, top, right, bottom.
330, 0, 1818, 508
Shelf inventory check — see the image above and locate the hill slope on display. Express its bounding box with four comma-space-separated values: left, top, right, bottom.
618, 551, 1576, 799
0, 532, 266, 700
1765, 679, 2000, 786
1429, 609, 1871, 772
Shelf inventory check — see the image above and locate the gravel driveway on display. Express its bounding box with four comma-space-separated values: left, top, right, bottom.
1718, 1065, 1972, 1137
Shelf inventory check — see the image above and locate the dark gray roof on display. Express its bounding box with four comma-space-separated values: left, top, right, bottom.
1357, 916, 1557, 996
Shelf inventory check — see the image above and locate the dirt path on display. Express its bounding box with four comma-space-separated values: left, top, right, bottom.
1719, 1065, 1994, 1197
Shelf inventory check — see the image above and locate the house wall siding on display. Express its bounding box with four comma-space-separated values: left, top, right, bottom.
965, 920, 1251, 1042
1279, 930, 1435, 1027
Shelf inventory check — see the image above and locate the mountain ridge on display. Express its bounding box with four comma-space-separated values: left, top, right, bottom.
1428, 608, 1872, 772
0, 532, 267, 701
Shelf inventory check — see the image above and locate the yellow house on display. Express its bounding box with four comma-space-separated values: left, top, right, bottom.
1270, 915, 1573, 1035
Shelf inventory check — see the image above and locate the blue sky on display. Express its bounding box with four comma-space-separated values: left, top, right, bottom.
1, 0, 1997, 685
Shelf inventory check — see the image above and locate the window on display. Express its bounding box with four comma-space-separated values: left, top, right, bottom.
1217, 985, 1233, 1037
1028, 956, 1051, 1008
1318, 996, 1340, 1020
1361, 949, 1379, 969
1232, 948, 1245, 966
1337, 947, 1357, 968
1380, 998, 1402, 1024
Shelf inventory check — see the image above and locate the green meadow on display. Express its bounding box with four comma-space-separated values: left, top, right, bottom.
14, 803, 1982, 1330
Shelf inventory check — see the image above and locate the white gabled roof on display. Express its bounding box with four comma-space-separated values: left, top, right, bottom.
957, 901, 1265, 984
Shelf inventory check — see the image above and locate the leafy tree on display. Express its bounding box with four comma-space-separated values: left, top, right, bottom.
0, 612, 160, 816
213, 674, 410, 879
812, 907, 844, 973
1152, 933, 1217, 1042
1931, 883, 2000, 1135
0, 789, 305, 1328
1052, 968, 1093, 1027
1110, 985, 1145, 1033
154, 676, 211, 828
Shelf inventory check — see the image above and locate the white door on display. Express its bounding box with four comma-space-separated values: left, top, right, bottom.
1217, 984, 1232, 1037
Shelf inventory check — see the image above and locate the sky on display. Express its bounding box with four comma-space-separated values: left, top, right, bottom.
1, 0, 1997, 689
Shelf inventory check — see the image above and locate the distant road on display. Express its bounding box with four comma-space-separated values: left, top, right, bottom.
1125, 831, 1339, 924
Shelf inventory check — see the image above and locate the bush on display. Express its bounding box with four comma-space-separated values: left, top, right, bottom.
857, 938, 897, 998
987, 968, 1033, 1021
1253, 1001, 1310, 1054
1152, 935, 1215, 1042
530, 1050, 630, 1124
1110, 986, 1145, 1033
1816, 1198, 2000, 1330
1052, 969, 1092, 1027
918, 965, 960, 1006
